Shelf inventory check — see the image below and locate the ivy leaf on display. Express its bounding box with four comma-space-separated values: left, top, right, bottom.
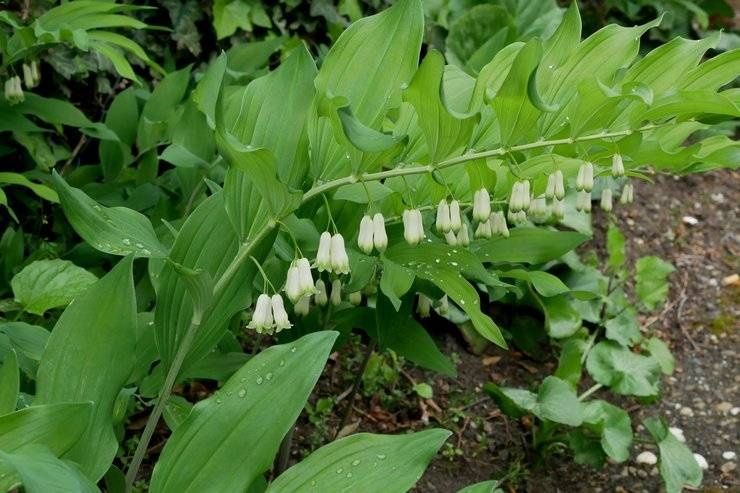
586, 341, 661, 397
604, 309, 642, 347
266, 430, 450, 492
11, 259, 97, 316
635, 256, 675, 312
644, 416, 702, 493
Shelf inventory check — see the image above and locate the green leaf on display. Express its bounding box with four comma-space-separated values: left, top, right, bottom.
150, 331, 338, 492
0, 445, 98, 493
502, 269, 569, 297
554, 337, 585, 387
457, 480, 504, 493
385, 242, 506, 347
379, 259, 415, 311
540, 294, 582, 338
635, 256, 675, 312
0, 349, 19, 415
586, 341, 661, 397
445, 4, 513, 73
10, 259, 97, 316
99, 87, 138, 181
0, 403, 92, 455
644, 416, 702, 493
35, 257, 137, 481
644, 337, 675, 375
52, 172, 167, 258
473, 228, 588, 264
267, 429, 450, 492
0, 172, 59, 203
0, 322, 49, 378
606, 223, 626, 271
487, 376, 583, 426
14, 94, 117, 140
413, 382, 433, 399
582, 400, 632, 462
404, 50, 478, 162
604, 309, 642, 347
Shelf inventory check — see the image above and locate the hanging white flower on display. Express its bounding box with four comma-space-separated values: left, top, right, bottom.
457, 224, 470, 246
4, 76, 24, 105
316, 231, 332, 272
284, 263, 302, 303
372, 213, 388, 252
612, 154, 625, 177
508, 182, 522, 212
512, 210, 528, 224
475, 218, 492, 239
444, 230, 458, 246
314, 279, 328, 306
294, 295, 310, 316
271, 294, 292, 332
620, 183, 634, 204
403, 209, 424, 245
435, 200, 451, 233
552, 198, 565, 220
330, 233, 350, 274
491, 211, 509, 237
348, 291, 362, 306
330, 279, 342, 306
520, 180, 531, 211
529, 197, 549, 221
417, 294, 431, 318
601, 188, 613, 212
576, 163, 594, 192
437, 295, 450, 315
247, 294, 273, 332
449, 200, 462, 232
545, 173, 557, 200
576, 190, 592, 212
357, 215, 374, 254
472, 188, 491, 222
553, 170, 565, 199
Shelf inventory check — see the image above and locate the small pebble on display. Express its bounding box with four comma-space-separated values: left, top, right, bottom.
721, 462, 737, 474
680, 407, 694, 417
682, 216, 699, 226
716, 402, 732, 413
722, 451, 736, 460
636, 451, 658, 465
732, 407, 740, 416
669, 427, 686, 443
694, 453, 709, 470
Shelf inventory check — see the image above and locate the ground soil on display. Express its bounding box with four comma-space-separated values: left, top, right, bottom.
289, 170, 739, 492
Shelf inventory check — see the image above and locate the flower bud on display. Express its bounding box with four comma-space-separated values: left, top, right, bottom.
472, 188, 491, 222
600, 188, 613, 212
330, 279, 342, 306
554, 170, 565, 200
31, 61, 40, 83
23, 64, 34, 88
449, 200, 462, 232
576, 163, 594, 192
348, 291, 362, 306
247, 293, 274, 333
545, 173, 556, 200
294, 295, 310, 316
271, 294, 292, 332
620, 183, 634, 204
435, 200, 451, 233
4, 76, 24, 105
314, 279, 328, 306
297, 258, 315, 295
475, 218, 492, 239
611, 154, 625, 177
372, 213, 388, 252
576, 190, 592, 212
457, 224, 470, 246
444, 230, 458, 246
357, 215, 374, 254
438, 295, 449, 315
417, 294, 431, 318
552, 198, 565, 220
316, 232, 332, 272
330, 233, 350, 274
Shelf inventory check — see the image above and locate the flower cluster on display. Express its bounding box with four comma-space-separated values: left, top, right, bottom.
316, 232, 350, 274
357, 213, 388, 254
247, 294, 292, 334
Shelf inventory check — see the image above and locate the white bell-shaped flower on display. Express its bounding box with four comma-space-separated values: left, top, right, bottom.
601, 188, 613, 212
444, 230, 458, 246
553, 170, 565, 200
314, 279, 328, 306
620, 183, 634, 204
449, 200, 462, 232
457, 224, 470, 246
294, 295, 310, 316
438, 295, 450, 315
330, 279, 342, 306
330, 233, 350, 274
545, 173, 557, 200
404, 209, 424, 245
611, 154, 625, 177
520, 180, 531, 211
576, 163, 594, 192
348, 291, 362, 306
316, 231, 332, 272
357, 215, 374, 254
271, 294, 292, 332
247, 294, 273, 332
417, 294, 431, 318
435, 200, 451, 233
552, 198, 565, 220
472, 188, 491, 222
475, 218, 492, 239
284, 263, 302, 303
508, 182, 522, 212
297, 258, 315, 294
512, 210, 528, 224
491, 211, 509, 237
576, 190, 592, 212
4, 76, 24, 105
372, 213, 388, 252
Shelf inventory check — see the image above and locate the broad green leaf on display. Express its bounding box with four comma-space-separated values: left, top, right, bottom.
604, 309, 642, 347
0, 322, 49, 378
14, 94, 117, 140
473, 228, 588, 264
681, 48, 740, 92
554, 337, 585, 387
267, 429, 450, 493
502, 269, 569, 297
491, 39, 542, 146
0, 445, 98, 493
635, 256, 675, 312
586, 341, 661, 397
445, 4, 514, 73
582, 400, 632, 462
0, 172, 58, 203
193, 52, 227, 129
373, 294, 456, 377
413, 383, 433, 399
606, 223, 626, 271
644, 417, 702, 493
539, 293, 582, 338
639, 90, 740, 122
52, 172, 167, 258
379, 259, 415, 310
0, 349, 18, 415
137, 66, 191, 151
404, 50, 478, 162
644, 337, 675, 375
150, 331, 338, 493
487, 376, 583, 426
10, 259, 97, 316
540, 1, 581, 75
0, 403, 92, 455
334, 182, 394, 204
99, 87, 138, 181
385, 242, 506, 347
35, 257, 137, 481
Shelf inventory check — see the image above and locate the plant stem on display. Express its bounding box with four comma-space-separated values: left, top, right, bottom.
333, 339, 376, 441
578, 383, 604, 401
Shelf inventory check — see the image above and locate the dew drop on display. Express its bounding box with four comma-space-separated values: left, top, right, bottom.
216, 398, 223, 404
351, 459, 360, 466
400, 82, 409, 90
238, 389, 246, 398
122, 238, 132, 245
377, 454, 386, 460
92, 204, 102, 211
310, 480, 316, 487
256, 376, 263, 385
451, 262, 458, 267
240, 377, 247, 383
336, 468, 343, 474
226, 390, 233, 396
266, 372, 273, 381
135, 243, 144, 249
291, 347, 297, 353
142, 249, 151, 256
346, 472, 353, 478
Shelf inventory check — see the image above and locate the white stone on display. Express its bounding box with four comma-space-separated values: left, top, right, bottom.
669, 427, 686, 443
722, 451, 736, 460
693, 453, 709, 470
636, 451, 658, 465
682, 216, 699, 226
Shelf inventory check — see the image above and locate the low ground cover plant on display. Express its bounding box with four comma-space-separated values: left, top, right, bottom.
0, 0, 737, 492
